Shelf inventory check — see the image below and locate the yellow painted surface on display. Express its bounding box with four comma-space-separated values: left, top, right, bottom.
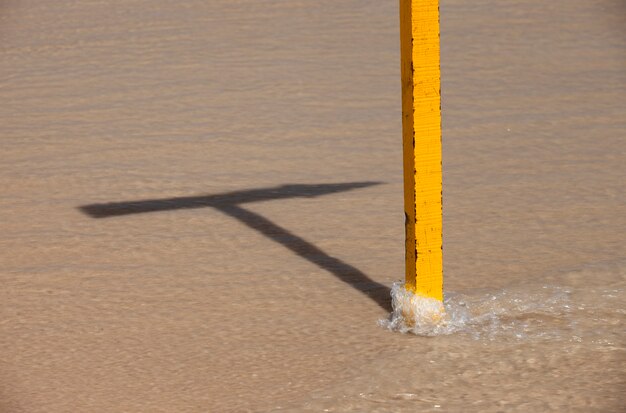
400, 0, 442, 301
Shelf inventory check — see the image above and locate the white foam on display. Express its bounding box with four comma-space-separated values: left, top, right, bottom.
380, 282, 577, 339
379, 283, 452, 336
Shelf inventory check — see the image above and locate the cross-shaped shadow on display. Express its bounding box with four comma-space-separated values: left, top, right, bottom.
79, 182, 391, 311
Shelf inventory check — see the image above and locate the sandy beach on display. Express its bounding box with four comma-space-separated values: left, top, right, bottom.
1, 0, 624, 411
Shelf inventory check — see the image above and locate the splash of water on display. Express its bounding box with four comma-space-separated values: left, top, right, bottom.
380, 282, 575, 339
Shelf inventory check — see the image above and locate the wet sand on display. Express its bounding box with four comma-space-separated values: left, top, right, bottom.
1, 0, 625, 411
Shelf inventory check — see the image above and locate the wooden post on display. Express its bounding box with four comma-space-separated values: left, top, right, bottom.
400, 0, 443, 301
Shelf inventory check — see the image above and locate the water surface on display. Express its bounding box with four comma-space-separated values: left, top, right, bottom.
1, 0, 624, 411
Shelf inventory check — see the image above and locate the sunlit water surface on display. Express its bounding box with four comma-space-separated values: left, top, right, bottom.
1, 0, 624, 412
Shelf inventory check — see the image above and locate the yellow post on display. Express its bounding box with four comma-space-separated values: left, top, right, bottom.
400, 0, 443, 301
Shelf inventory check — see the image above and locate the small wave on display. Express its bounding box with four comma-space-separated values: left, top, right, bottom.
380, 282, 577, 340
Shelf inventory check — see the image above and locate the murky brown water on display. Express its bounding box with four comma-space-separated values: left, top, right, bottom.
1, 0, 624, 412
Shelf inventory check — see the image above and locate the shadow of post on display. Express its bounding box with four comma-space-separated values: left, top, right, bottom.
79, 182, 391, 311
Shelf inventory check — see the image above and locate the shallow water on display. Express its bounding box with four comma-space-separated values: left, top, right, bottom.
1, 0, 625, 412
284, 264, 626, 413
383, 263, 625, 343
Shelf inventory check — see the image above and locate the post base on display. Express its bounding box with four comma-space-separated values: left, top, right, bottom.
381, 282, 447, 335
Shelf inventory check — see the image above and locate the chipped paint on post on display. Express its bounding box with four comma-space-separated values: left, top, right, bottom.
400, 0, 443, 301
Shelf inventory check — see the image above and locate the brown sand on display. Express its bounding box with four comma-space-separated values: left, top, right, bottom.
1, 1, 624, 411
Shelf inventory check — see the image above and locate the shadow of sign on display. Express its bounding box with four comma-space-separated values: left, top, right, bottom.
79, 182, 391, 311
